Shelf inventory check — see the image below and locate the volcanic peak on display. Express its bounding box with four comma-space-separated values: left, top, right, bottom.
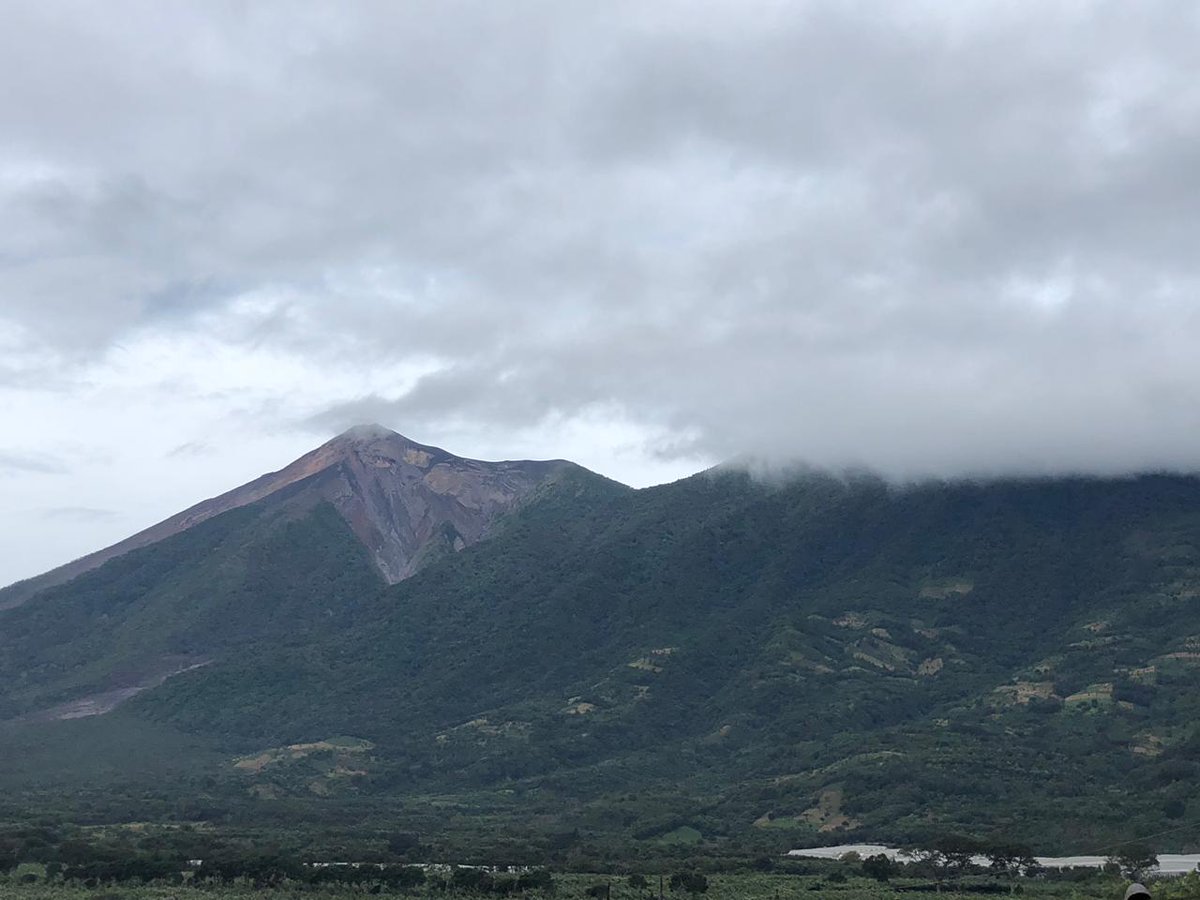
1, 425, 579, 607
288, 424, 575, 582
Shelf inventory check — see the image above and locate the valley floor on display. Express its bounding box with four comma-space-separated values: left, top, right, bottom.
0, 871, 1184, 900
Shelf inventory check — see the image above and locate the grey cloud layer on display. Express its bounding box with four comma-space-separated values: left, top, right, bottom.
4, 1, 1200, 476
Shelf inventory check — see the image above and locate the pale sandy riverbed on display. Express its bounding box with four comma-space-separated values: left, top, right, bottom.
788, 844, 1200, 876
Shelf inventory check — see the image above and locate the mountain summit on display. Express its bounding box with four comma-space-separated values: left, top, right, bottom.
0, 425, 581, 607
274, 424, 578, 583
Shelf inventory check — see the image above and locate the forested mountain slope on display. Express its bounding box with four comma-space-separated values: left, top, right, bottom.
4, 435, 1200, 855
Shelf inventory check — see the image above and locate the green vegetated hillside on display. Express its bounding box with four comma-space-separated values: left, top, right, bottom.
4, 464, 1200, 857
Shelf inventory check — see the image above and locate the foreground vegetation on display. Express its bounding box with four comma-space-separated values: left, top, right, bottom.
0, 825, 1190, 900
2, 868, 1198, 900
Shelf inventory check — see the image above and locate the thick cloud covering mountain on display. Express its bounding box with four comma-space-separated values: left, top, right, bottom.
3, 1, 1200, 585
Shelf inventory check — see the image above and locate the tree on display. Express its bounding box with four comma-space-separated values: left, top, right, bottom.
452, 867, 495, 892
862, 854, 896, 883
669, 872, 708, 895
987, 843, 1038, 894
907, 836, 983, 890
382, 865, 427, 889
987, 843, 1038, 877
933, 834, 983, 876
905, 845, 948, 881
1110, 845, 1158, 880
517, 869, 556, 893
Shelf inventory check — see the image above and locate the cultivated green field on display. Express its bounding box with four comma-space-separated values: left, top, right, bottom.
2, 871, 1197, 900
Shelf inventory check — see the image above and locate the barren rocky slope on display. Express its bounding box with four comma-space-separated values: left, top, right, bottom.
0, 424, 575, 608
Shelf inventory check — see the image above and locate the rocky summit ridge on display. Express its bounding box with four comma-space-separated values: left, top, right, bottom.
0, 425, 578, 607
288, 424, 576, 583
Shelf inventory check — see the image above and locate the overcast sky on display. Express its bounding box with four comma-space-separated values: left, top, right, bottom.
3, 1, 1200, 586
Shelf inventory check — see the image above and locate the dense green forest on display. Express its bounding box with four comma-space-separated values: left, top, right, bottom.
4, 465, 1200, 861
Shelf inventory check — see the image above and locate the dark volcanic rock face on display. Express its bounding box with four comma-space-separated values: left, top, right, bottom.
298, 425, 572, 582
0, 425, 575, 606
